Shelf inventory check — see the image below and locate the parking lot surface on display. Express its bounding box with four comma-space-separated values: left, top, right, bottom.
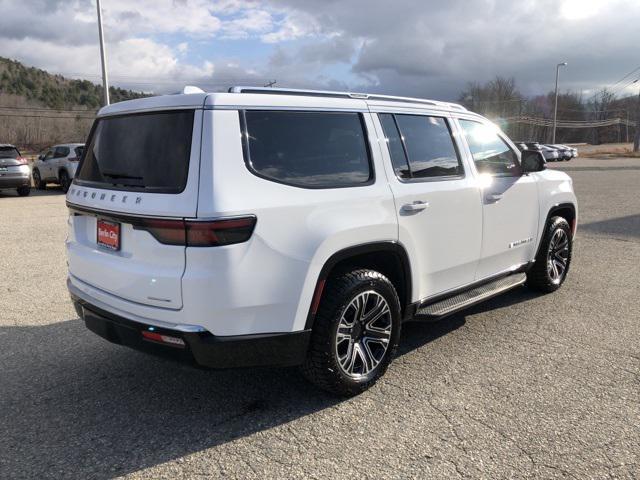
1, 158, 639, 479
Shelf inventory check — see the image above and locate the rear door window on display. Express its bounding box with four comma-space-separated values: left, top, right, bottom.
242, 110, 372, 188
75, 110, 195, 193
379, 113, 463, 180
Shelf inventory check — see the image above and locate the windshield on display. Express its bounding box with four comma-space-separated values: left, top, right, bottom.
75, 110, 195, 193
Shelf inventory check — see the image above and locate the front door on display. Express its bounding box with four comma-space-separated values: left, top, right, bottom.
457, 119, 539, 280
374, 112, 483, 301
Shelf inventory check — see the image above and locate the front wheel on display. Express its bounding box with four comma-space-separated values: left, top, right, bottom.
300, 269, 402, 396
527, 216, 572, 292
33, 170, 46, 190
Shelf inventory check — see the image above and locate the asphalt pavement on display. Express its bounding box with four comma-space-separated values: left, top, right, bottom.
1, 158, 639, 479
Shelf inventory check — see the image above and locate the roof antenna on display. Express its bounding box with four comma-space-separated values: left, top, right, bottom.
264, 80, 277, 88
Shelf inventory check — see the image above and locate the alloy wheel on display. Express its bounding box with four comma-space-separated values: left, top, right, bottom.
547, 228, 570, 284
335, 290, 393, 378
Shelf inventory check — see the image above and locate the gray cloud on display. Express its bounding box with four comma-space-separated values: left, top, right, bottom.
261, 0, 640, 100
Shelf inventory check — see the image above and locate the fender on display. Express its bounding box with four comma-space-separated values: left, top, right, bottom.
533, 202, 577, 259
304, 241, 412, 330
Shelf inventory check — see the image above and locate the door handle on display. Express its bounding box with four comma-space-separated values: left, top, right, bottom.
401, 201, 429, 213
485, 193, 503, 203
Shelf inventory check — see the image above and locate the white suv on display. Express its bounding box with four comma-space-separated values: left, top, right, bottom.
66, 87, 577, 395
32, 143, 84, 192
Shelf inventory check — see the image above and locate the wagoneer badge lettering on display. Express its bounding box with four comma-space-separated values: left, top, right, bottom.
509, 237, 533, 249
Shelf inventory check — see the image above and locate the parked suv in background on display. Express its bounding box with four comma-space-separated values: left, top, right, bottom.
66, 87, 577, 396
32, 143, 84, 192
0, 144, 31, 196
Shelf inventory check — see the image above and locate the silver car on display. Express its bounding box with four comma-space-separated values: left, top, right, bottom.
0, 144, 31, 196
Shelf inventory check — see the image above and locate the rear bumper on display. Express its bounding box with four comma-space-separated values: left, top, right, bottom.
70, 293, 311, 369
0, 175, 30, 188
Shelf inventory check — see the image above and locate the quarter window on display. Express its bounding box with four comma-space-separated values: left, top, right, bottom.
458, 120, 520, 176
242, 111, 372, 188
379, 113, 463, 180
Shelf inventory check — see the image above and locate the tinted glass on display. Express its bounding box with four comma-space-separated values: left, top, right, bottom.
244, 111, 371, 188
0, 147, 20, 159
378, 113, 410, 179
55, 146, 70, 158
75, 146, 84, 158
394, 115, 462, 178
76, 110, 194, 193
459, 120, 520, 176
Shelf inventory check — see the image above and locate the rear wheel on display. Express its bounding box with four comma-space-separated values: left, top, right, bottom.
301, 269, 402, 396
16, 185, 31, 196
59, 170, 70, 193
33, 169, 46, 190
527, 216, 572, 292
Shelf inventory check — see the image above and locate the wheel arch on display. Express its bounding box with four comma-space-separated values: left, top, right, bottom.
304, 241, 412, 330
534, 202, 577, 259
58, 166, 70, 179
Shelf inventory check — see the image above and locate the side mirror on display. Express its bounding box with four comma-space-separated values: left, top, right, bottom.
521, 150, 546, 173
38, 154, 44, 161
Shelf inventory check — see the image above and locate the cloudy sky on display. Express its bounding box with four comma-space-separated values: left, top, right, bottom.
1, 0, 639, 101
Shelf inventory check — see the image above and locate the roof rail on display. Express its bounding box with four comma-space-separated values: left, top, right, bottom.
228, 86, 467, 111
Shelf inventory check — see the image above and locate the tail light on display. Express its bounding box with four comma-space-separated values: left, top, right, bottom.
186, 217, 257, 246
68, 156, 79, 162
133, 216, 257, 247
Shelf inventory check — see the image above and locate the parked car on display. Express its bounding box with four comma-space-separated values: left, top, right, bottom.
0, 144, 31, 196
517, 142, 560, 162
545, 144, 572, 161
32, 143, 84, 192
66, 87, 578, 396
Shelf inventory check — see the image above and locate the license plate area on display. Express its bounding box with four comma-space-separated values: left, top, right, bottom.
97, 219, 121, 251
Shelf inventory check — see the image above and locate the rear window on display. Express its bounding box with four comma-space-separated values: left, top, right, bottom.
75, 110, 194, 193
242, 111, 372, 188
0, 147, 20, 159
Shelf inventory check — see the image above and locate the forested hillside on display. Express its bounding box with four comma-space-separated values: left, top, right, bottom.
0, 57, 147, 149
0, 57, 145, 109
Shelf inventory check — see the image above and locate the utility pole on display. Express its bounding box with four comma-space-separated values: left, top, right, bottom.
634, 79, 640, 152
626, 110, 630, 143
96, 0, 110, 106
552, 62, 567, 144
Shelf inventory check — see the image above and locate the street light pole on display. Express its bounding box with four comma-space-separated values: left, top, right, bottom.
96, 0, 110, 106
552, 62, 567, 144
633, 79, 640, 152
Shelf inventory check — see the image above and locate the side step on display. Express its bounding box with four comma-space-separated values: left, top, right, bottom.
413, 273, 527, 321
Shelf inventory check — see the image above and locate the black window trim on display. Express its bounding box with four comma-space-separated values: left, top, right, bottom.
73, 109, 196, 194
239, 109, 376, 190
456, 117, 523, 178
378, 112, 466, 184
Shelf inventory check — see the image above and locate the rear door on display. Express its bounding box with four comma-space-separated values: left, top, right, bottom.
66, 109, 203, 309
456, 119, 539, 280
374, 112, 482, 300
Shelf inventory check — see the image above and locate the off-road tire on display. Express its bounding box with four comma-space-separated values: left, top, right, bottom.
300, 269, 402, 396
527, 216, 572, 293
